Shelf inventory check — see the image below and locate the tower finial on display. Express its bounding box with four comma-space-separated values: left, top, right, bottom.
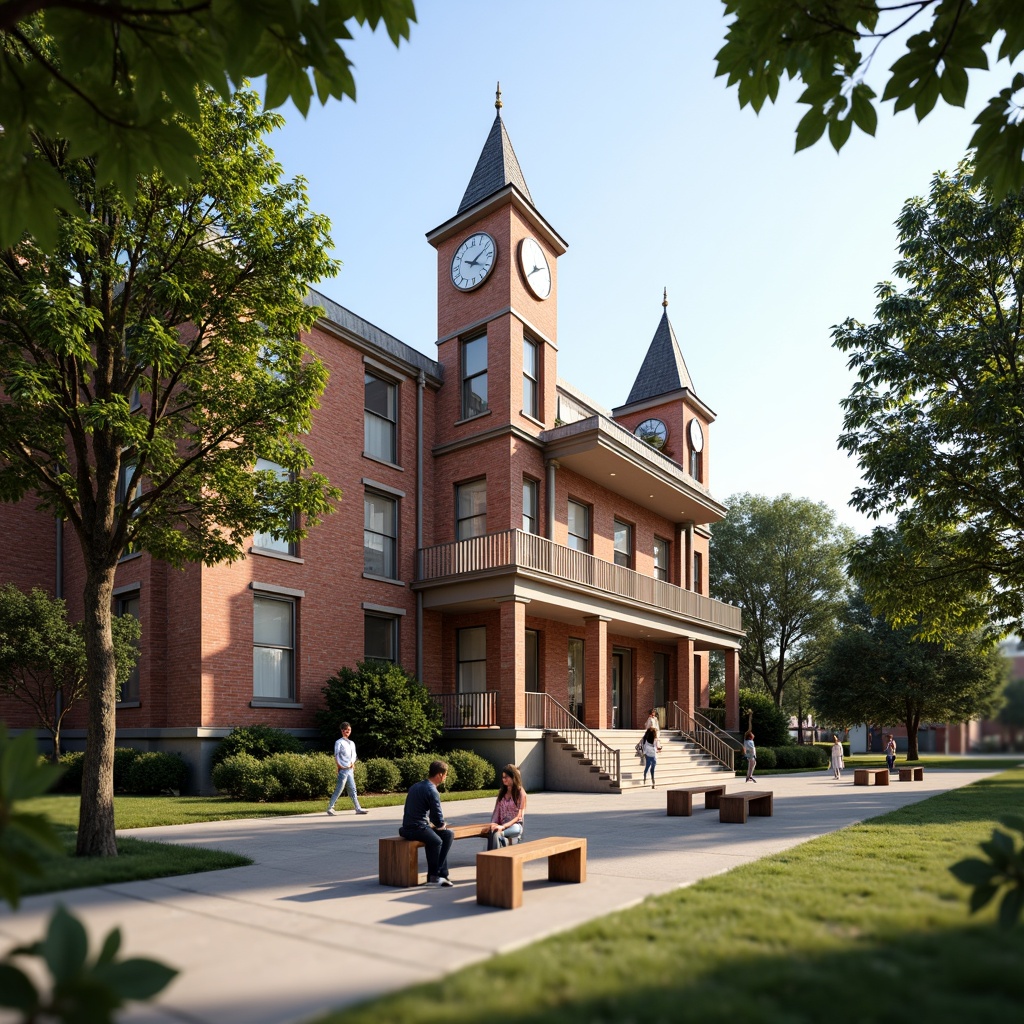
495, 82, 502, 111
662, 287, 668, 308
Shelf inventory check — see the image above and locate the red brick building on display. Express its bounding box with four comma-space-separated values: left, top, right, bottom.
1, 102, 743, 790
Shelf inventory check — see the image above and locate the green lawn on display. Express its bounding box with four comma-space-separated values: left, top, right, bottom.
310, 768, 1024, 1024
742, 753, 1024, 776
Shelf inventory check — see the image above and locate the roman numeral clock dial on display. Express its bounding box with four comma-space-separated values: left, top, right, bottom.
451, 231, 496, 291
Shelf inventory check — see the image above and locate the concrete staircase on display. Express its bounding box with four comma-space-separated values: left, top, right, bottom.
543, 728, 733, 793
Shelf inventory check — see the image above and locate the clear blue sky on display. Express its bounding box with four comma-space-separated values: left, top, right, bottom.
266, 2, 1012, 536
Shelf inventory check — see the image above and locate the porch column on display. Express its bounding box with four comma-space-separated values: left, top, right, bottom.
583, 615, 610, 729
674, 637, 695, 718
724, 648, 740, 731
497, 597, 529, 728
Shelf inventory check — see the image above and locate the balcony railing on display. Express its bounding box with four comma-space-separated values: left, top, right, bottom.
417, 529, 742, 632
433, 690, 498, 729
525, 691, 621, 783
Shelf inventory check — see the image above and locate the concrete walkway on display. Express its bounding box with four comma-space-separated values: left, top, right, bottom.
0, 768, 1003, 1024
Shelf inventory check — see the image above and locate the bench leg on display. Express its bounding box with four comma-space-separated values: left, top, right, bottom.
751, 794, 773, 816
667, 791, 694, 816
379, 839, 420, 887
706, 789, 724, 809
876, 772, 889, 786
720, 799, 747, 823
549, 843, 586, 884
477, 854, 522, 909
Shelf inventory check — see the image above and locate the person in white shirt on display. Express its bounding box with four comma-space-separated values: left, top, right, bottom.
641, 727, 660, 788
326, 722, 368, 815
644, 708, 660, 736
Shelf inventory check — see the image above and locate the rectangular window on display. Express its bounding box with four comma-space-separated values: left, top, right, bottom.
653, 652, 668, 709
458, 626, 487, 692
613, 519, 632, 568
364, 613, 397, 663
461, 334, 488, 418
116, 593, 140, 703
522, 478, 539, 534
456, 478, 487, 540
253, 595, 295, 700
365, 372, 397, 463
653, 536, 669, 582
116, 456, 142, 558
522, 337, 538, 418
567, 500, 590, 553
364, 491, 398, 578
567, 637, 585, 721
526, 628, 540, 692
253, 459, 295, 555
693, 551, 703, 594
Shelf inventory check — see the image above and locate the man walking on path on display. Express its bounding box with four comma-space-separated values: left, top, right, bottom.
399, 760, 454, 886
326, 722, 368, 815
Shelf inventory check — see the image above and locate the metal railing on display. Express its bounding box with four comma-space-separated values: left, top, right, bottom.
432, 690, 498, 729
668, 702, 738, 771
525, 691, 621, 784
697, 706, 727, 729
418, 529, 742, 632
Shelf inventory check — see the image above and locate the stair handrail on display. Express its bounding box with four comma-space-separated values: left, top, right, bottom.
693, 708, 744, 752
669, 702, 736, 771
525, 692, 621, 785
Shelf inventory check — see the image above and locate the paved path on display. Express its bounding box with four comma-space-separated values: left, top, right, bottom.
0, 768, 1001, 1024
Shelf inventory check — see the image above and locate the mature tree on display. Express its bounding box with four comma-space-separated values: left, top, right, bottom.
811, 593, 1006, 759
997, 678, 1024, 746
710, 493, 854, 709
0, 86, 341, 857
835, 160, 1024, 638
0, 584, 140, 761
0, 1, 416, 247
716, 1, 1024, 197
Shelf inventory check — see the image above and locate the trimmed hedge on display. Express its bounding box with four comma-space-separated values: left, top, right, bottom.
55, 746, 155, 793
738, 746, 777, 773
814, 741, 850, 758
211, 724, 303, 767
124, 751, 189, 795
444, 749, 495, 791
364, 757, 403, 794
773, 745, 829, 769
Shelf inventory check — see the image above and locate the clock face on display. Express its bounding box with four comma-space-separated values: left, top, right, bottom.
451, 232, 496, 291
635, 418, 668, 451
518, 237, 551, 299
689, 418, 705, 452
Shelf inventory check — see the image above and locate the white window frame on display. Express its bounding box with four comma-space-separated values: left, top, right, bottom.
364, 372, 398, 463
253, 595, 295, 701
364, 490, 398, 579
567, 499, 590, 553
456, 478, 487, 540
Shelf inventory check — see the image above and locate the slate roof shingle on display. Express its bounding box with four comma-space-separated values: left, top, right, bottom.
457, 113, 534, 214
624, 308, 695, 406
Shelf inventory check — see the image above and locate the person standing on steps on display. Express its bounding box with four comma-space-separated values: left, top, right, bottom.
400, 760, 454, 887
743, 730, 757, 783
641, 726, 660, 788
830, 734, 845, 780
326, 722, 368, 816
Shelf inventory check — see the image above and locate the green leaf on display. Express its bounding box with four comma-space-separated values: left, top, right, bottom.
0, 963, 39, 1011
997, 884, 1024, 928
968, 882, 999, 913
850, 85, 878, 136
96, 927, 122, 967
95, 957, 179, 1000
949, 857, 998, 886
43, 906, 89, 985
828, 114, 853, 152
939, 63, 970, 107
795, 107, 828, 152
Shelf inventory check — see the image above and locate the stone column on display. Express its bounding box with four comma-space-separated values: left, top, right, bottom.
724, 648, 740, 731
674, 637, 695, 719
497, 597, 529, 728
583, 615, 610, 729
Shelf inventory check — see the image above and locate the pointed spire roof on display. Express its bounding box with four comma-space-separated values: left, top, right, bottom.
624, 290, 695, 405
457, 83, 534, 214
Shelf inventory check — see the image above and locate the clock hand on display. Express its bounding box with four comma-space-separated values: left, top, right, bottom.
528, 264, 543, 276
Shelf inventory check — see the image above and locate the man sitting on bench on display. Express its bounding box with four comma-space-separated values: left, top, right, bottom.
399, 760, 454, 888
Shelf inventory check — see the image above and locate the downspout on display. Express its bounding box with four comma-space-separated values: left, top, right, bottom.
416, 370, 425, 682
545, 460, 558, 539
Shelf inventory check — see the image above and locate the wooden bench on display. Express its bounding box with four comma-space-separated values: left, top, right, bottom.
719, 790, 773, 823
854, 768, 890, 787
379, 823, 492, 886
667, 785, 727, 816
476, 836, 586, 909
898, 766, 924, 782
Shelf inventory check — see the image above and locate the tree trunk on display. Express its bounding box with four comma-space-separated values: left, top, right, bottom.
76, 562, 119, 858
906, 711, 921, 761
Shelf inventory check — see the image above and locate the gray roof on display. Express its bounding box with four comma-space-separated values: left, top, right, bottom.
457, 113, 534, 214
624, 308, 695, 405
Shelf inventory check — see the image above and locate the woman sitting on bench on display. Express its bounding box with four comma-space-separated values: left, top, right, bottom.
487, 764, 527, 850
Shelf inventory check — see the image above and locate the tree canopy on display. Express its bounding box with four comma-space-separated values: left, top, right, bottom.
709, 492, 854, 709
811, 593, 1006, 758
0, 84, 341, 857
834, 160, 1024, 638
716, 1, 1024, 197
0, 584, 140, 761
0, 1, 416, 248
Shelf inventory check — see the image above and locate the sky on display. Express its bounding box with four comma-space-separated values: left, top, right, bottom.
265, 1, 1016, 536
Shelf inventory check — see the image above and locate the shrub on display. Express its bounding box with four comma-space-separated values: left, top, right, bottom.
774, 745, 828, 769
113, 746, 141, 790
317, 661, 443, 760
738, 746, 777, 774
55, 751, 84, 793
813, 741, 850, 759
300, 752, 339, 799
211, 752, 262, 799
364, 758, 402, 793
395, 753, 435, 790
737, 688, 791, 747
444, 749, 495, 791
211, 724, 303, 767
124, 751, 189, 794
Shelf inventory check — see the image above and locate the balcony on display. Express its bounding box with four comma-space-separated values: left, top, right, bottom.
416, 529, 742, 635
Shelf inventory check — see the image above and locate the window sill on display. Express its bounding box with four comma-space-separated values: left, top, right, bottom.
362, 573, 405, 587
249, 546, 305, 563
250, 700, 303, 709
520, 411, 545, 428
118, 550, 142, 563
362, 453, 404, 472
454, 410, 492, 426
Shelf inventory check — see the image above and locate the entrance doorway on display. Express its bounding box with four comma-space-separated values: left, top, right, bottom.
612, 648, 632, 729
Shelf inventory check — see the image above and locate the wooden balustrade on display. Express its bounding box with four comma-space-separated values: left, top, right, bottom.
433, 690, 498, 728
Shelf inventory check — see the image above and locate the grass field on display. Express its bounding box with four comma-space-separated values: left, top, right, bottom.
309, 768, 1024, 1024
